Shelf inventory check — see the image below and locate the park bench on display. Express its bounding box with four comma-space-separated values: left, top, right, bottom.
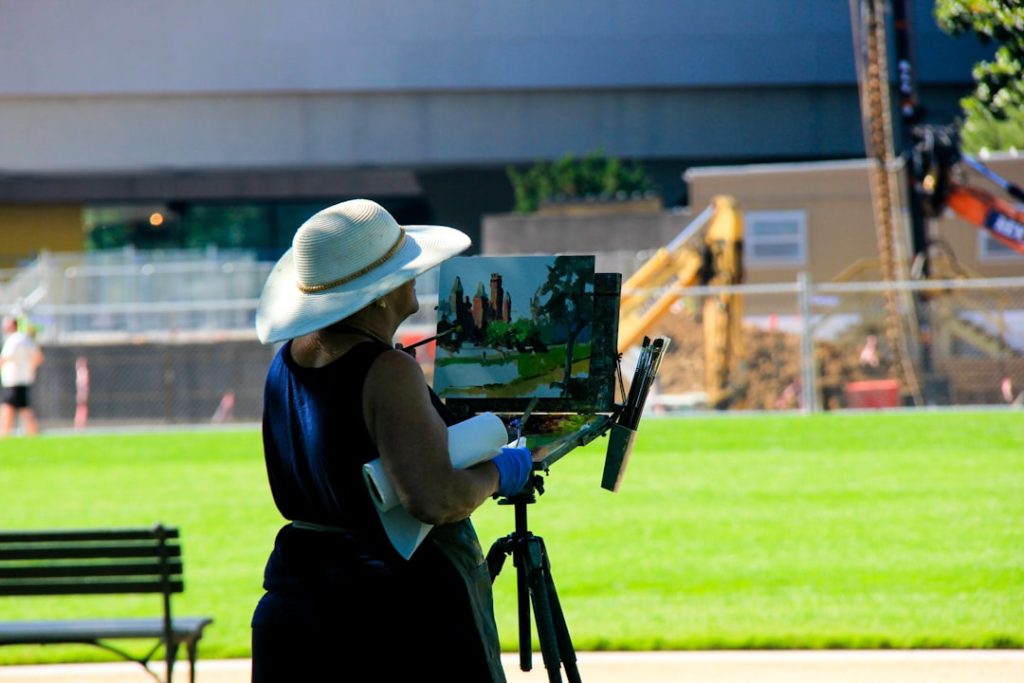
0, 525, 213, 683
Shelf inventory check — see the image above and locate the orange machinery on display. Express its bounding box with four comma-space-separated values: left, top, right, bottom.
944, 179, 1024, 256
915, 130, 1024, 256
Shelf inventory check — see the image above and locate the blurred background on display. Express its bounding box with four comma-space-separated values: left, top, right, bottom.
0, 0, 1021, 427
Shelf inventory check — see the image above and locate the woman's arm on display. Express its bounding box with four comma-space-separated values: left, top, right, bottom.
363, 349, 500, 525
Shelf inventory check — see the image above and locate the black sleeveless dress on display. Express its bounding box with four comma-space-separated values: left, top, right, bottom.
251, 341, 504, 682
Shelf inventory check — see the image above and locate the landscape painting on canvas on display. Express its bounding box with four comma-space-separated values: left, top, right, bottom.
433, 255, 596, 400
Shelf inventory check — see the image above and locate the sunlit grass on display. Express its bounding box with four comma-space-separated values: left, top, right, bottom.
0, 411, 1021, 663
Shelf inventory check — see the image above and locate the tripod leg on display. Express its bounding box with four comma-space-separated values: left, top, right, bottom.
541, 550, 582, 683
516, 546, 533, 672
525, 541, 566, 683
497, 498, 583, 681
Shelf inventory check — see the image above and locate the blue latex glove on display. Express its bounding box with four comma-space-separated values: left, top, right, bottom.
492, 446, 532, 498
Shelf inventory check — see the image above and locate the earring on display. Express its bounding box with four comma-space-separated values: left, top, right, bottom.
377, 299, 387, 309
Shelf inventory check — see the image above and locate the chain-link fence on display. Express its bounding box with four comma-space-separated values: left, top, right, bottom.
34, 342, 275, 428
643, 275, 1024, 411
1, 249, 446, 429
5, 247, 1022, 431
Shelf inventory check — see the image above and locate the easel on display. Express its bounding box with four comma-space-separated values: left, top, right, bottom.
483, 338, 668, 682
432, 256, 669, 681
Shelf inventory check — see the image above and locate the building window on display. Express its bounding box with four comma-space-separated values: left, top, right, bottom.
978, 231, 1024, 262
744, 210, 807, 266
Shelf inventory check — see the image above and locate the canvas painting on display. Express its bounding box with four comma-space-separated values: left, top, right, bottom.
433, 255, 596, 399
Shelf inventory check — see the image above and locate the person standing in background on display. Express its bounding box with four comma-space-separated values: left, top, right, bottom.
74, 356, 90, 430
0, 316, 44, 436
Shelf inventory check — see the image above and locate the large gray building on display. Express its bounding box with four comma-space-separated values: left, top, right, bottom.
0, 0, 992, 259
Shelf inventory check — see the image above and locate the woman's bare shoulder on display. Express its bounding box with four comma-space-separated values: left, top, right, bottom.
367, 347, 423, 378
364, 348, 429, 403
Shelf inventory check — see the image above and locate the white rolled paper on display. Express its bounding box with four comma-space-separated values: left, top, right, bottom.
362, 411, 508, 512
361, 411, 510, 559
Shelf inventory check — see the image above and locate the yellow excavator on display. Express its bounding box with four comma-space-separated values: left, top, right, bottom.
618, 195, 745, 408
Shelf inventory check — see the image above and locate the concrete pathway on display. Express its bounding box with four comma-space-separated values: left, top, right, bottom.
0, 651, 1022, 682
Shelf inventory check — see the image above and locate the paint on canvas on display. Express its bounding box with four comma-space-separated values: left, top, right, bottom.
433, 255, 596, 399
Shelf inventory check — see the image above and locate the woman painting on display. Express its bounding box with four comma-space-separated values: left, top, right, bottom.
251, 199, 531, 681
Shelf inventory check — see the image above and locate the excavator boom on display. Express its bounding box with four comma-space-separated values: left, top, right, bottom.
618, 195, 745, 407
945, 183, 1024, 256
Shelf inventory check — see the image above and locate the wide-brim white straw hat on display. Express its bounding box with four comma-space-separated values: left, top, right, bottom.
256, 199, 470, 343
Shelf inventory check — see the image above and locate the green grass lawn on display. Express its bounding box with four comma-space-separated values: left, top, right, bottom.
0, 411, 1021, 664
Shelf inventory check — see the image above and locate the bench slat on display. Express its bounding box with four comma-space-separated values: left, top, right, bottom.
0, 544, 181, 561
0, 579, 184, 596
0, 529, 179, 543
0, 617, 212, 644
0, 559, 183, 580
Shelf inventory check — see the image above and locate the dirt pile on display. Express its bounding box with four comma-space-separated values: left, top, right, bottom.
648, 310, 899, 410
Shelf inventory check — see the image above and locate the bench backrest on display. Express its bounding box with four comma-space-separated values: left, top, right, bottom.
0, 525, 184, 597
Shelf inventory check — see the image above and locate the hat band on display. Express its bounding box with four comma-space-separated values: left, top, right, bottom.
297, 229, 407, 294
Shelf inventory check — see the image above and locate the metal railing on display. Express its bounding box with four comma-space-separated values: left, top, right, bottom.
1, 248, 444, 344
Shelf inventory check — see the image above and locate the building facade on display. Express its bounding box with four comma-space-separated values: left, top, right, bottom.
0, 0, 994, 265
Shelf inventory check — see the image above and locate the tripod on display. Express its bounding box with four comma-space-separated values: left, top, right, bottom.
487, 476, 582, 683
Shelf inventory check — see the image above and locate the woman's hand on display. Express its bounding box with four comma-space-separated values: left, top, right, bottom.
363, 349, 501, 525
491, 446, 533, 498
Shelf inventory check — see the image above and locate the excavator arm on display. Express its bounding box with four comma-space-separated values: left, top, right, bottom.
618, 195, 745, 408
914, 129, 1024, 256
618, 247, 704, 351
945, 183, 1024, 256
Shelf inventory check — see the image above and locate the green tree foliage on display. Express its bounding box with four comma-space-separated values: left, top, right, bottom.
935, 0, 1024, 151
506, 150, 656, 213
484, 318, 541, 351
535, 256, 594, 397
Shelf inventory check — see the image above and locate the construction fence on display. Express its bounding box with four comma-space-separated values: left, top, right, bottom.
24, 276, 1024, 428
643, 275, 1024, 411
14, 274, 1022, 430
